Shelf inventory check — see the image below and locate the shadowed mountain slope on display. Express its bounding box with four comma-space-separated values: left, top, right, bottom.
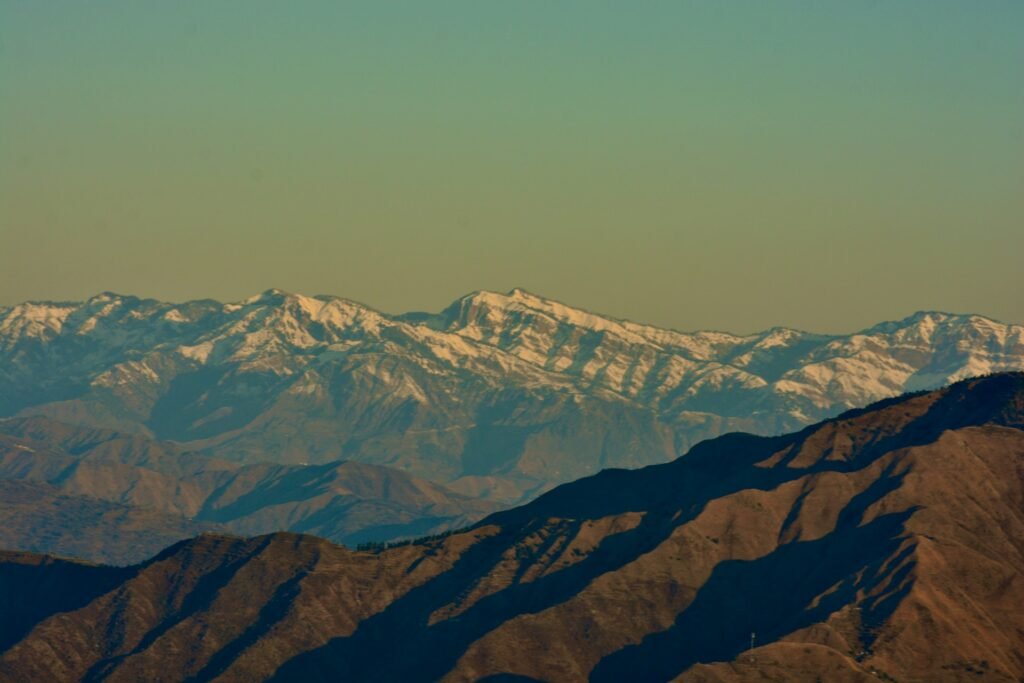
0, 550, 131, 653
1, 374, 1022, 681
2, 289, 1021, 501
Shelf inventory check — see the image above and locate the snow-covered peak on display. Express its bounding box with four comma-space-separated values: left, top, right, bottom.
446, 289, 659, 347
865, 310, 969, 335
87, 291, 127, 304
751, 327, 810, 348
240, 288, 290, 306
0, 302, 78, 343
2, 290, 1021, 437
861, 311, 1019, 349
232, 290, 386, 336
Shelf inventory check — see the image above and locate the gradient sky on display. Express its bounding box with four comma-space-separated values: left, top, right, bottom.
1, 2, 1022, 333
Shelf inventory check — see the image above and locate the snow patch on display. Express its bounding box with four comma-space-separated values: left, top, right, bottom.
180, 341, 215, 363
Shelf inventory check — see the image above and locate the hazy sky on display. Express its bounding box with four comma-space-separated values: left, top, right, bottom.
1, 2, 1022, 333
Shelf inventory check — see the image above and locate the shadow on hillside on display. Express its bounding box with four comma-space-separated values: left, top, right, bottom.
589, 484, 916, 681
0, 558, 132, 652
82, 536, 278, 682
821, 372, 1024, 464
258, 375, 1024, 681
266, 426, 918, 683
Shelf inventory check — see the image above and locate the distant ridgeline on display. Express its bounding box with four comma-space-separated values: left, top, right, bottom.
2, 288, 1021, 508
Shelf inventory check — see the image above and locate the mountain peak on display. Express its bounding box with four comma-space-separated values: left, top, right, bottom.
860, 310, 1008, 340
240, 288, 291, 305
902, 310, 964, 325
88, 291, 128, 302
506, 286, 546, 302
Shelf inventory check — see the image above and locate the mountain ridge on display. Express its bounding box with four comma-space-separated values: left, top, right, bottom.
8, 287, 1013, 336
2, 289, 1022, 502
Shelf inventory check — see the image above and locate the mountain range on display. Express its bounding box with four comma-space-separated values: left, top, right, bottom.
3, 288, 1022, 506
1, 373, 1022, 682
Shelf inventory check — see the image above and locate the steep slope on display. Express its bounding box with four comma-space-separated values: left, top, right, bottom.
2, 289, 1021, 502
1, 374, 1022, 682
0, 419, 495, 561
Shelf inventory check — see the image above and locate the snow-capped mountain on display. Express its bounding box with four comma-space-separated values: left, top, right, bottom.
2, 288, 1022, 501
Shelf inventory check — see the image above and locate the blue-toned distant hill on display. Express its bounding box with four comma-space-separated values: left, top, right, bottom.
0, 417, 494, 564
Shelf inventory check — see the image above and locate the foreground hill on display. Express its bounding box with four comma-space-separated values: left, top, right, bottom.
1, 373, 1022, 682
2, 289, 1022, 501
0, 418, 494, 563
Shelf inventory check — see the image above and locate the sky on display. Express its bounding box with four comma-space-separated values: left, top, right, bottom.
1, 1, 1022, 334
